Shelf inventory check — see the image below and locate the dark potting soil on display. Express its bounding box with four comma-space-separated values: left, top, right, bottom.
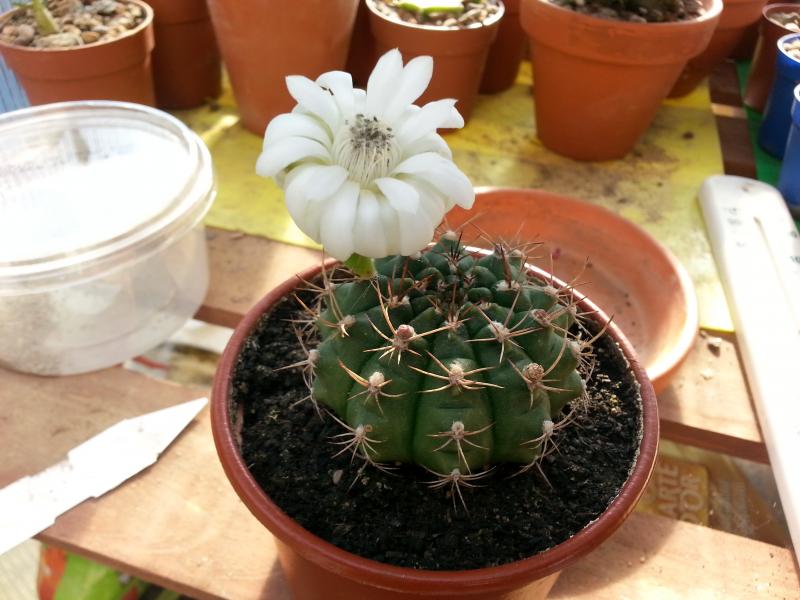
235, 292, 643, 571
552, 0, 704, 23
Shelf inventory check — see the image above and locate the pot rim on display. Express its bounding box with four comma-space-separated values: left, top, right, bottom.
525, 0, 722, 30
211, 238, 659, 594
779, 32, 800, 63
365, 0, 506, 32
764, 2, 800, 21
0, 0, 153, 53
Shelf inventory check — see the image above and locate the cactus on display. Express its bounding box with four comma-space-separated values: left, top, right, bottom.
293, 233, 593, 492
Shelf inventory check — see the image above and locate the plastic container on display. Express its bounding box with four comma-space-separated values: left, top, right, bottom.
744, 3, 800, 113
758, 33, 800, 157
778, 84, 800, 215
0, 101, 215, 375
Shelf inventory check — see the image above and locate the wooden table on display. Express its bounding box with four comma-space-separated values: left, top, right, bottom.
2, 63, 799, 599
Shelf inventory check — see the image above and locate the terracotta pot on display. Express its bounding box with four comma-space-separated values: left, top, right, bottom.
147, 0, 221, 109
744, 2, 800, 111
210, 232, 660, 599
521, 0, 723, 161
729, 0, 793, 60
0, 0, 155, 106
669, 0, 769, 98
366, 0, 504, 122
206, 0, 359, 134
480, 0, 526, 93
346, 0, 377, 87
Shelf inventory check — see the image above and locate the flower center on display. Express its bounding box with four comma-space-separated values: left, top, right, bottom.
333, 113, 400, 184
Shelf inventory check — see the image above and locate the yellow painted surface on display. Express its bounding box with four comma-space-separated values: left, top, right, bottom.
173, 63, 732, 331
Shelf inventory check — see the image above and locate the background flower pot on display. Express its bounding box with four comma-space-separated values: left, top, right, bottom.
758, 32, 800, 156
520, 0, 723, 161
778, 83, 800, 213
147, 0, 221, 109
480, 0, 526, 93
210, 241, 659, 600
346, 0, 377, 87
744, 2, 800, 112
0, 0, 155, 106
366, 0, 504, 122
206, 0, 359, 134
669, 0, 769, 98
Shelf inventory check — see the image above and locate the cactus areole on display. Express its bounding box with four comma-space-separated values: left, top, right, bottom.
310, 234, 589, 481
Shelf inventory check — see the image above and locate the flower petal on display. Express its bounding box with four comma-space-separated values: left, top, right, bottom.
352, 189, 388, 258
375, 177, 420, 214
401, 132, 452, 160
382, 55, 433, 123
414, 183, 447, 228
392, 152, 474, 209
366, 49, 404, 119
256, 137, 331, 178
284, 164, 318, 225
378, 195, 401, 256
283, 164, 348, 226
396, 206, 434, 256
264, 113, 330, 146
286, 75, 340, 131
395, 99, 464, 147
320, 181, 360, 261
316, 70, 355, 118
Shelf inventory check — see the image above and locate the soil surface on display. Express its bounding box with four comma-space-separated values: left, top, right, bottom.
0, 0, 144, 48
769, 10, 800, 32
784, 37, 800, 61
552, 0, 704, 23
372, 0, 502, 28
234, 291, 644, 571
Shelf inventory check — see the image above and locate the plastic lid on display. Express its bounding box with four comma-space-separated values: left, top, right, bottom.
0, 101, 215, 292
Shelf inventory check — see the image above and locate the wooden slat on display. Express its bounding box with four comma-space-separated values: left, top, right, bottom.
716, 115, 758, 179
707, 60, 759, 180
197, 228, 767, 462
1, 367, 796, 599
658, 331, 766, 463
0, 367, 202, 484
196, 228, 320, 329
551, 512, 799, 599
709, 61, 744, 108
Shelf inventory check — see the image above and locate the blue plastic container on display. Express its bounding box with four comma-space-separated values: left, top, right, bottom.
759, 33, 800, 158
778, 83, 800, 216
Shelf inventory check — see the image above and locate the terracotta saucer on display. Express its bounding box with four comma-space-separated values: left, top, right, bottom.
446, 187, 698, 394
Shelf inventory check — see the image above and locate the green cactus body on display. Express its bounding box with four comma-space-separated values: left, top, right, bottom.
311, 235, 586, 476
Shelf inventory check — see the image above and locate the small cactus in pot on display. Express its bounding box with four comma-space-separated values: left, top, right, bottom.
257, 49, 594, 499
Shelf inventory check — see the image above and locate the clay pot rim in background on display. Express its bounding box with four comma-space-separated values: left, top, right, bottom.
530, 0, 723, 33
210, 215, 660, 596
524, 0, 724, 65
0, 0, 153, 54
365, 0, 505, 37
716, 0, 771, 30
763, 2, 800, 25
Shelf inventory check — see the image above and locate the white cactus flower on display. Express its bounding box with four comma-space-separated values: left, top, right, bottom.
256, 49, 475, 262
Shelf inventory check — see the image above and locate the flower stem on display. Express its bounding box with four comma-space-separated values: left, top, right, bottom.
344, 253, 376, 279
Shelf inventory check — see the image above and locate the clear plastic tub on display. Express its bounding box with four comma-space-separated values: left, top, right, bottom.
0, 101, 216, 375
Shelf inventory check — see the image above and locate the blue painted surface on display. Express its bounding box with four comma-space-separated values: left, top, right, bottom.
0, 0, 30, 113
778, 85, 800, 214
